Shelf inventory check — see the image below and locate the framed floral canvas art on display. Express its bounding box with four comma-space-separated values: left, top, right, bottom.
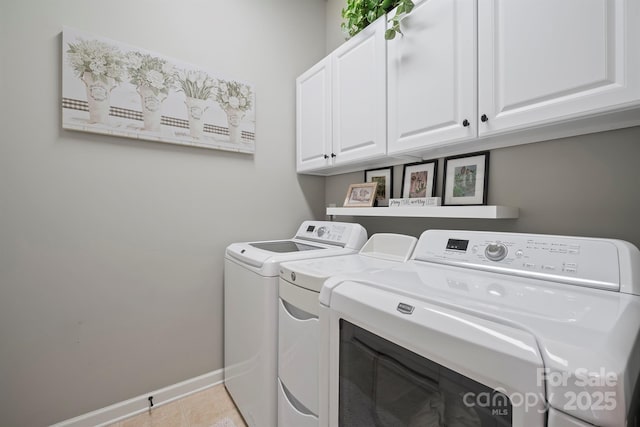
62, 27, 256, 153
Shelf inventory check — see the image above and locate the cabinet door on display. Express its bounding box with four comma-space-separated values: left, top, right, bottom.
296, 57, 332, 172
332, 16, 387, 165
387, 0, 477, 155
478, 0, 640, 136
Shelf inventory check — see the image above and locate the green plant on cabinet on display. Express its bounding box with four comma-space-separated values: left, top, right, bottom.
341, 0, 415, 40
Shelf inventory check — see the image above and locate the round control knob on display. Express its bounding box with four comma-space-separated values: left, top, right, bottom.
316, 226, 328, 237
485, 243, 508, 261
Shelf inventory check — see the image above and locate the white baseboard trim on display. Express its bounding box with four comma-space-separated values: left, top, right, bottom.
50, 369, 224, 427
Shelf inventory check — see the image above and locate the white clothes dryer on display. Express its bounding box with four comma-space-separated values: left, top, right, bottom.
319, 230, 640, 427
224, 220, 367, 427
277, 233, 418, 427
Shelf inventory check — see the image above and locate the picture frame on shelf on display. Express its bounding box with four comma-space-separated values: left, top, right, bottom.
364, 167, 393, 207
343, 182, 379, 207
401, 160, 437, 198
442, 151, 490, 206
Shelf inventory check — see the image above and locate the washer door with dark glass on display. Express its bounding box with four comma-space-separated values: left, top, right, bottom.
340, 319, 512, 426
326, 280, 547, 426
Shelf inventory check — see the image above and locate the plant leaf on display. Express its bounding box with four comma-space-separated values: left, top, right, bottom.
404, 0, 415, 13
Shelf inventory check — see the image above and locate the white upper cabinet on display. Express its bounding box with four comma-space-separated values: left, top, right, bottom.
331, 16, 387, 165
478, 0, 640, 136
296, 57, 332, 172
296, 0, 640, 175
387, 0, 477, 155
296, 16, 388, 174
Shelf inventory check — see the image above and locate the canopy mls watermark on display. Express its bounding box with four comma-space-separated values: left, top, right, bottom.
462, 367, 619, 414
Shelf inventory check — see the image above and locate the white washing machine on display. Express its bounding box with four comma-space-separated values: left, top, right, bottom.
319, 230, 640, 427
224, 220, 367, 427
277, 233, 418, 427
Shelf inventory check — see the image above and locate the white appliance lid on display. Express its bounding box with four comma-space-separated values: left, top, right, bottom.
279, 233, 418, 293
280, 254, 397, 294
225, 221, 368, 275
227, 221, 368, 260
249, 240, 325, 253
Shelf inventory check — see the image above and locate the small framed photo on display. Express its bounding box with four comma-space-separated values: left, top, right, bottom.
442, 151, 490, 206
364, 167, 393, 207
343, 182, 379, 207
401, 160, 437, 198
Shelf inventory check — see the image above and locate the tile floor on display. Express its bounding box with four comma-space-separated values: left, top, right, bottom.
106, 384, 247, 427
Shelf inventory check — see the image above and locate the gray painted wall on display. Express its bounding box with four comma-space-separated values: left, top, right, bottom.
0, 1, 326, 425
324, 0, 640, 249
326, 0, 348, 53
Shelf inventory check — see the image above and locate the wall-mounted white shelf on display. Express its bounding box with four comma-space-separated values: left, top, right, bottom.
326, 205, 519, 219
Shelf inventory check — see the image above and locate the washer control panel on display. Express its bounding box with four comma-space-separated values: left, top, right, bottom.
414, 230, 622, 291
294, 220, 367, 248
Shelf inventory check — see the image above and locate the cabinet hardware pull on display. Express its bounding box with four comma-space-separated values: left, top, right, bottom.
462, 119, 470, 127
323, 154, 329, 159
331, 153, 337, 158
480, 114, 489, 123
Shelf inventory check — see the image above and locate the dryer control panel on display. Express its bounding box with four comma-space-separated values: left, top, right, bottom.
412, 230, 631, 292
